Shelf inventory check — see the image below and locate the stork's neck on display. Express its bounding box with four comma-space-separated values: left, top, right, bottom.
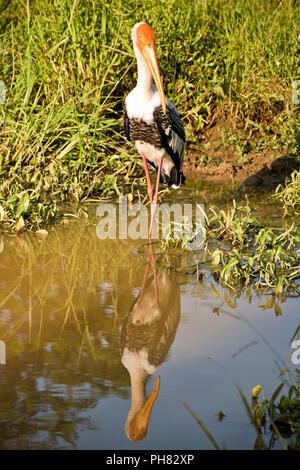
124, 368, 148, 433
129, 368, 148, 413
134, 46, 154, 100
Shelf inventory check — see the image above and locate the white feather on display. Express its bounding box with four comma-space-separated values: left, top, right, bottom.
121, 347, 157, 375
126, 91, 184, 178
125, 86, 161, 124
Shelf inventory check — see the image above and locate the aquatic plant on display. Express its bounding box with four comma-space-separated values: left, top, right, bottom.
249, 369, 300, 450
162, 201, 300, 295
274, 171, 300, 214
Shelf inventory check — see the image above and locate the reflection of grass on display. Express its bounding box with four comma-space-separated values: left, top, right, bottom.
0, 223, 145, 359
0, 225, 150, 448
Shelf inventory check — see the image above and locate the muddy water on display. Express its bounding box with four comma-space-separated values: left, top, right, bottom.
0, 184, 299, 450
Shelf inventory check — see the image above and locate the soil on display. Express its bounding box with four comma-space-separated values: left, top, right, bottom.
183, 117, 299, 190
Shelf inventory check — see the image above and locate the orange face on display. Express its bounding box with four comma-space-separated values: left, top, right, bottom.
136, 23, 155, 51
135, 24, 166, 114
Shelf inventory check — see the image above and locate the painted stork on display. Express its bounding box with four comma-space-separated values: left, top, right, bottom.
123, 22, 185, 235
120, 246, 180, 441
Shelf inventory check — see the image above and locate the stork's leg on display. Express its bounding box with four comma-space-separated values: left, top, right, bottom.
149, 156, 163, 237
142, 155, 153, 204
148, 239, 159, 308
139, 257, 150, 301
139, 240, 159, 309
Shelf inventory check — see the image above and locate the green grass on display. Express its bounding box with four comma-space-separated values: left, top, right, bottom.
274, 170, 300, 214
162, 201, 300, 295
0, 0, 299, 230
207, 203, 300, 294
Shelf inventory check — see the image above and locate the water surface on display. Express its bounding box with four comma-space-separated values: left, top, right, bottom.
0, 182, 298, 450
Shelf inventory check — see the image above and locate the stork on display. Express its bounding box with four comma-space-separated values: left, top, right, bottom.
121, 243, 181, 441
123, 22, 185, 236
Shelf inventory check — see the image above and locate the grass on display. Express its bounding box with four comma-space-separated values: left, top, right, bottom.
0, 0, 299, 230
274, 170, 300, 214
207, 204, 300, 294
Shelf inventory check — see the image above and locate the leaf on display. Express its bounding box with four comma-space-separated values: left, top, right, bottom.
101, 7, 107, 38
15, 194, 30, 219
252, 385, 262, 399
212, 307, 220, 316
224, 291, 236, 309
274, 303, 282, 316
268, 412, 288, 450
210, 282, 221, 298
0, 205, 4, 220
211, 250, 221, 266
15, 216, 25, 232
289, 324, 300, 345
224, 258, 239, 270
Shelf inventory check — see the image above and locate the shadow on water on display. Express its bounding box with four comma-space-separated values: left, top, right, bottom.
0, 196, 299, 449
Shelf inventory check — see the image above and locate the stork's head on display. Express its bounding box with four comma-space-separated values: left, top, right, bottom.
131, 23, 166, 114
125, 375, 161, 442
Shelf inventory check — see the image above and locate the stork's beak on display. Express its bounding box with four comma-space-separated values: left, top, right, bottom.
141, 44, 167, 114
129, 375, 161, 441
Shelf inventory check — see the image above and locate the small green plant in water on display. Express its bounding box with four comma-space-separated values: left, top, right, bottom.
249, 368, 300, 450
161, 202, 300, 296
274, 171, 300, 215
211, 225, 300, 295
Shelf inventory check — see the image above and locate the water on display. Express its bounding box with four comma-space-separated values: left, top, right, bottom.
0, 182, 299, 450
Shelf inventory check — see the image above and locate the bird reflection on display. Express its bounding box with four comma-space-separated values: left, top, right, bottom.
121, 241, 180, 441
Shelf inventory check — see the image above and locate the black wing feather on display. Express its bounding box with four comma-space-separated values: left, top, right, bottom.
154, 105, 185, 185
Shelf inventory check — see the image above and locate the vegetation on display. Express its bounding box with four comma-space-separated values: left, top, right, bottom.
250, 369, 300, 450
162, 201, 300, 295
185, 363, 300, 450
0, 0, 299, 230
274, 170, 300, 214
208, 204, 300, 295
0, 0, 299, 448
